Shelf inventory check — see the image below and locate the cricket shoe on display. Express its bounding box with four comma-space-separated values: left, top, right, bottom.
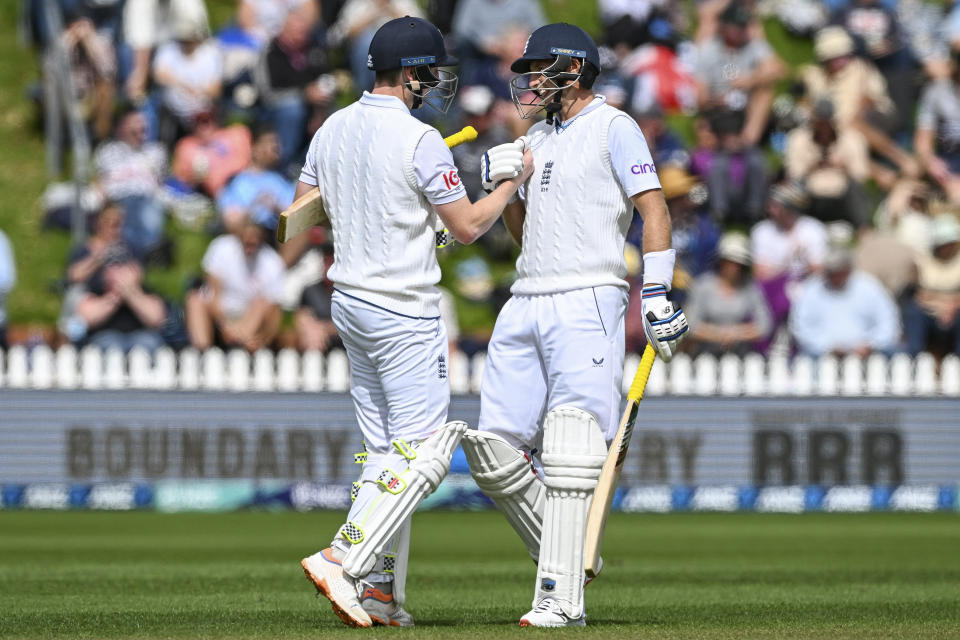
359, 584, 415, 627
301, 548, 372, 628
518, 598, 586, 627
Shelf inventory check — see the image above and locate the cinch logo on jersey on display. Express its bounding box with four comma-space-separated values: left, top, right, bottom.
401, 55, 437, 67
631, 163, 657, 174
540, 161, 554, 193
441, 170, 461, 190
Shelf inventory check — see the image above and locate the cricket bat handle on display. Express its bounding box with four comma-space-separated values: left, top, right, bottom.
584, 344, 657, 578
444, 125, 478, 147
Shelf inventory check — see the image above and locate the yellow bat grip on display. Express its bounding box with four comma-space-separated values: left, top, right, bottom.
627, 344, 657, 403
443, 126, 478, 148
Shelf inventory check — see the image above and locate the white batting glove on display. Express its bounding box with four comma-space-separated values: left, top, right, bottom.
641, 285, 688, 362
481, 138, 526, 192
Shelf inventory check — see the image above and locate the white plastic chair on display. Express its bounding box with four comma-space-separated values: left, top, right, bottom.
127, 346, 152, 389
816, 355, 839, 396
718, 353, 742, 396
914, 352, 938, 396
840, 354, 863, 396
791, 355, 814, 396
940, 354, 960, 396
693, 353, 718, 396
865, 353, 888, 396
743, 352, 766, 396
154, 347, 177, 390
889, 353, 913, 395
668, 352, 693, 395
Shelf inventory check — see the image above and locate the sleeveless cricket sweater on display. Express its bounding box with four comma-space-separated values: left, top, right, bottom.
311, 101, 442, 317
512, 103, 634, 295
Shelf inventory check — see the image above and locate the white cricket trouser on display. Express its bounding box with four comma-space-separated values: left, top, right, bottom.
478, 286, 627, 450
331, 290, 450, 453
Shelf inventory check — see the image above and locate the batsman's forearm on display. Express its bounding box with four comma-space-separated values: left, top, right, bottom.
633, 189, 672, 255
503, 199, 525, 247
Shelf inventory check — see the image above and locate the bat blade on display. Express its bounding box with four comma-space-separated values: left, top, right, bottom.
584, 344, 656, 579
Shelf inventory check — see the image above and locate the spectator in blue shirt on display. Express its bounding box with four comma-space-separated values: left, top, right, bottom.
0, 228, 15, 350
216, 126, 295, 233
790, 246, 901, 356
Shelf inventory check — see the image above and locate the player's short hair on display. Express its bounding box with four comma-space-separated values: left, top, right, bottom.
374, 68, 404, 86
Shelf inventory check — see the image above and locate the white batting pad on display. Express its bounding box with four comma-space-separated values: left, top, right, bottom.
341, 421, 467, 578
462, 430, 545, 561
535, 406, 607, 619
391, 517, 411, 606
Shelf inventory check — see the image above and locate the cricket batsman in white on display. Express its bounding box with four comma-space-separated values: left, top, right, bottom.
460, 23, 689, 627
294, 16, 533, 628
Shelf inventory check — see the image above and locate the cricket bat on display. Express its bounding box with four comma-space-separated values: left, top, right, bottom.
277, 125, 479, 243
584, 343, 657, 579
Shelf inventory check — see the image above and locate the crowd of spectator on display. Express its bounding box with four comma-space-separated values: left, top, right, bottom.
4, 0, 960, 362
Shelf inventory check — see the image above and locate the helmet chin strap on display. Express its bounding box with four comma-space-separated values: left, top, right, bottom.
545, 93, 562, 125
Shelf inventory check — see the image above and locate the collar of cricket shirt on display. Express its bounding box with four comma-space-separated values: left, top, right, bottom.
554, 94, 606, 133
360, 91, 410, 113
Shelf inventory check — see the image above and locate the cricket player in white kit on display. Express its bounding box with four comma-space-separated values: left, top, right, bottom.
460, 23, 689, 627
295, 17, 533, 628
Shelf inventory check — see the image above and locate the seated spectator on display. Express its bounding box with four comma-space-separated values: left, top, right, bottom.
237, 0, 314, 47
93, 108, 168, 258
0, 228, 15, 351
833, 0, 918, 136
915, 51, 960, 204
874, 179, 936, 255
790, 245, 900, 356
802, 26, 917, 189
751, 182, 828, 343
256, 8, 336, 169
903, 214, 960, 356
684, 232, 773, 356
65, 205, 167, 353
784, 98, 870, 228
693, 1, 785, 146
629, 166, 720, 281
703, 107, 768, 225
616, 19, 699, 116
172, 111, 252, 196
632, 103, 688, 168
122, 0, 209, 102
186, 220, 285, 351
451, 0, 545, 87
60, 13, 117, 142
328, 0, 424, 92
153, 13, 222, 146
296, 280, 340, 352
216, 126, 295, 233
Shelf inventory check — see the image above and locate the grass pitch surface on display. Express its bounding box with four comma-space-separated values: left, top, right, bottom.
1, 511, 958, 639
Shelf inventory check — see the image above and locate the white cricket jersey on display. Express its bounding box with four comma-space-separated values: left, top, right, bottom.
513, 96, 661, 295
299, 92, 464, 318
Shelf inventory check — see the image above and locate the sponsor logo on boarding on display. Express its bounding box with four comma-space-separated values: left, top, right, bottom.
631, 162, 657, 175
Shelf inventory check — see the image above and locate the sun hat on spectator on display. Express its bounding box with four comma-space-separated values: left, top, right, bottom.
930, 214, 960, 249
659, 166, 699, 200
717, 232, 752, 267
769, 181, 810, 213
172, 13, 210, 41
814, 26, 854, 62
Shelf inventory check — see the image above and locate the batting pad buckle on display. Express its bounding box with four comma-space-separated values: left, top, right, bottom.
392, 440, 418, 460
351, 481, 361, 502
377, 468, 407, 494
354, 451, 368, 464
341, 521, 365, 544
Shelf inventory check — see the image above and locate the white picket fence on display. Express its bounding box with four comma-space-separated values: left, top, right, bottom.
0, 345, 958, 396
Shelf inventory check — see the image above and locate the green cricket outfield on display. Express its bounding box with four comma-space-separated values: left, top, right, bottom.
1, 510, 958, 639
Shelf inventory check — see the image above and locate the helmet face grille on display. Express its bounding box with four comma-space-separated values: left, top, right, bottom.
509, 57, 582, 120
406, 66, 459, 114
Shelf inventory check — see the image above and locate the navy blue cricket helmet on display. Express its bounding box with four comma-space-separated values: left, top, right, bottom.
510, 23, 600, 78
509, 23, 601, 120
367, 17, 459, 113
